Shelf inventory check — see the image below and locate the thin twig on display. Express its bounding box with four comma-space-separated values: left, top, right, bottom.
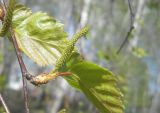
117, 0, 135, 54
116, 26, 134, 54
9, 27, 30, 113
1, 1, 29, 112
0, 93, 10, 113
128, 0, 134, 26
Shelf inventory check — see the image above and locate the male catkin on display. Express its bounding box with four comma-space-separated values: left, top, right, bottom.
54, 26, 89, 71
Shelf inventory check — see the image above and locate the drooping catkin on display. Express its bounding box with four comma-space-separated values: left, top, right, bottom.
54, 26, 89, 71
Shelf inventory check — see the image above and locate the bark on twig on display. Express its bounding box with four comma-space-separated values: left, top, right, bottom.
9, 27, 30, 113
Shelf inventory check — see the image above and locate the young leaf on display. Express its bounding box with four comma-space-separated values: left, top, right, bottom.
65, 62, 124, 113
12, 4, 32, 27
12, 5, 69, 66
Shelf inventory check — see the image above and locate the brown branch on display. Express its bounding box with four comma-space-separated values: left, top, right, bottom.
117, 0, 135, 54
9, 27, 30, 113
0, 93, 10, 113
0, 1, 30, 112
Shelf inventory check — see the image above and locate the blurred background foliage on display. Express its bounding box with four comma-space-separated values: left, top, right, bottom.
0, 0, 160, 113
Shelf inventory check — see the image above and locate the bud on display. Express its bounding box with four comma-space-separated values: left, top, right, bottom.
0, 5, 4, 21
30, 72, 59, 86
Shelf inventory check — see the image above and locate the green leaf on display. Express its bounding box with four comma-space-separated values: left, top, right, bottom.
64, 62, 124, 113
132, 47, 147, 58
12, 4, 32, 27
62, 52, 83, 90
58, 109, 66, 113
12, 5, 68, 66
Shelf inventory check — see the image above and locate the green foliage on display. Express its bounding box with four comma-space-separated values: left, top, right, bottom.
64, 61, 124, 113
0, 107, 6, 113
0, 75, 6, 91
148, 1, 160, 9
12, 4, 32, 27
0, 0, 15, 37
58, 109, 66, 113
132, 47, 147, 58
61, 52, 83, 90
12, 5, 69, 66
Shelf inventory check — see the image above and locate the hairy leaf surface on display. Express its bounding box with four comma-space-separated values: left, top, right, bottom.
12, 5, 68, 66
65, 62, 124, 113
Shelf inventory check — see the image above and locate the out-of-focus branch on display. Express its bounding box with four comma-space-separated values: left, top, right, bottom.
128, 0, 134, 26
117, 0, 135, 54
0, 93, 10, 113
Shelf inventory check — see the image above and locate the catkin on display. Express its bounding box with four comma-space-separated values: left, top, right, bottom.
0, 0, 15, 37
54, 26, 89, 71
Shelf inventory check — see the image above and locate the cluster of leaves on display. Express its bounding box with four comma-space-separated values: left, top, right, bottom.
0, 0, 124, 113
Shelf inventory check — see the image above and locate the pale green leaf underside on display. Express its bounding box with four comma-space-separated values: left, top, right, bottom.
12, 5, 68, 66
66, 62, 124, 113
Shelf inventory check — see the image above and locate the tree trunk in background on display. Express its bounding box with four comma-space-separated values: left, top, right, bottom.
78, 0, 91, 56
79, 0, 91, 27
